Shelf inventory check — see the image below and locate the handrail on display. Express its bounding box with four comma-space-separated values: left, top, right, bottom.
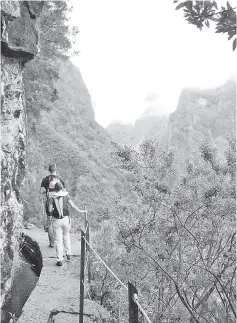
82, 233, 153, 323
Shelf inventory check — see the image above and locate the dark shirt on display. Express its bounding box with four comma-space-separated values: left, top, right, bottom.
41, 175, 65, 193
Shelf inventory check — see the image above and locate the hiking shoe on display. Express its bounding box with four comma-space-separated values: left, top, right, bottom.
49, 244, 55, 248
56, 261, 63, 266
66, 255, 71, 261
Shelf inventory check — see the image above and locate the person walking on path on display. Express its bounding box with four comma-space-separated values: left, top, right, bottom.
48, 182, 86, 266
40, 164, 65, 248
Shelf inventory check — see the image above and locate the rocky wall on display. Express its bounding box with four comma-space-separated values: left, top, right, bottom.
1, 0, 43, 306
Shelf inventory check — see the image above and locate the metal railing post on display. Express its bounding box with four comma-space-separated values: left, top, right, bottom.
79, 230, 86, 323
86, 222, 91, 283
84, 205, 88, 227
128, 281, 138, 323
84, 206, 91, 283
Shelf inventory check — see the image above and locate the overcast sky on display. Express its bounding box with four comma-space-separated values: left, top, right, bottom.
69, 0, 236, 127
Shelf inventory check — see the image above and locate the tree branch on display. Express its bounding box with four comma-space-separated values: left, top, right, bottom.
195, 263, 236, 318
204, 7, 237, 19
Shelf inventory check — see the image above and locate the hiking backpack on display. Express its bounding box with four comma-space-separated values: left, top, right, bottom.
51, 196, 69, 219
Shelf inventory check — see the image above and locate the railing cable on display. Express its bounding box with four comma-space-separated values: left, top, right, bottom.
22, 198, 39, 206
83, 236, 128, 290
133, 294, 152, 323
82, 235, 153, 323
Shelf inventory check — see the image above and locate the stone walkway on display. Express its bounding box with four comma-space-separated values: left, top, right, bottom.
17, 227, 109, 323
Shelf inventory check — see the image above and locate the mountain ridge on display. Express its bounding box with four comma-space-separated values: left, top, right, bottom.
23, 59, 128, 228
107, 79, 236, 164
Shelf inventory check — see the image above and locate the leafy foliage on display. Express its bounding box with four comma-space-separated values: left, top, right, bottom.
23, 1, 79, 130
108, 138, 236, 322
175, 1, 237, 50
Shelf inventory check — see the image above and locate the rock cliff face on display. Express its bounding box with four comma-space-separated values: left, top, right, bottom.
22, 58, 129, 228
167, 79, 236, 169
1, 0, 42, 306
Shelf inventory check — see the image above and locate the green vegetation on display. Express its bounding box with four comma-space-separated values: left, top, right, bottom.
175, 0, 237, 50
94, 138, 236, 322
24, 0, 78, 129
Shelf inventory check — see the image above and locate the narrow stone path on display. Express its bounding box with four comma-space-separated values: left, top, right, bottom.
17, 227, 109, 323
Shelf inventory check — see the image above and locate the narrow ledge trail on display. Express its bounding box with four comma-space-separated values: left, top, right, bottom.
17, 226, 109, 323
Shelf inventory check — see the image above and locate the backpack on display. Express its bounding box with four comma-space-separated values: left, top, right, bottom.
47, 175, 61, 198
51, 196, 69, 219
48, 175, 61, 191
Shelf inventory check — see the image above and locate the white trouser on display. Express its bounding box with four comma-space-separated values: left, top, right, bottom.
52, 216, 72, 261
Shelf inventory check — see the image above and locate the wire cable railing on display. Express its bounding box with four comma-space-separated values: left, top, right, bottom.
80, 219, 153, 323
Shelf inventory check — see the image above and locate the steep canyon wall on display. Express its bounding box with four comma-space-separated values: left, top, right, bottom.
1, 0, 42, 305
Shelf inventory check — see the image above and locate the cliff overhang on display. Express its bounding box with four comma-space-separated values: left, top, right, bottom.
1, 1, 43, 63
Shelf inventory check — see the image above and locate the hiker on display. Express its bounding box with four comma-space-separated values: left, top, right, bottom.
40, 163, 65, 248
48, 182, 86, 266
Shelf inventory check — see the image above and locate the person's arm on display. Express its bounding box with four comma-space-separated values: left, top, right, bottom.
40, 178, 47, 199
68, 199, 86, 214
60, 177, 65, 188
40, 187, 46, 194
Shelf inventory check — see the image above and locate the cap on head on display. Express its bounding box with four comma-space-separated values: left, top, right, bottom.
48, 163, 56, 173
55, 182, 63, 192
